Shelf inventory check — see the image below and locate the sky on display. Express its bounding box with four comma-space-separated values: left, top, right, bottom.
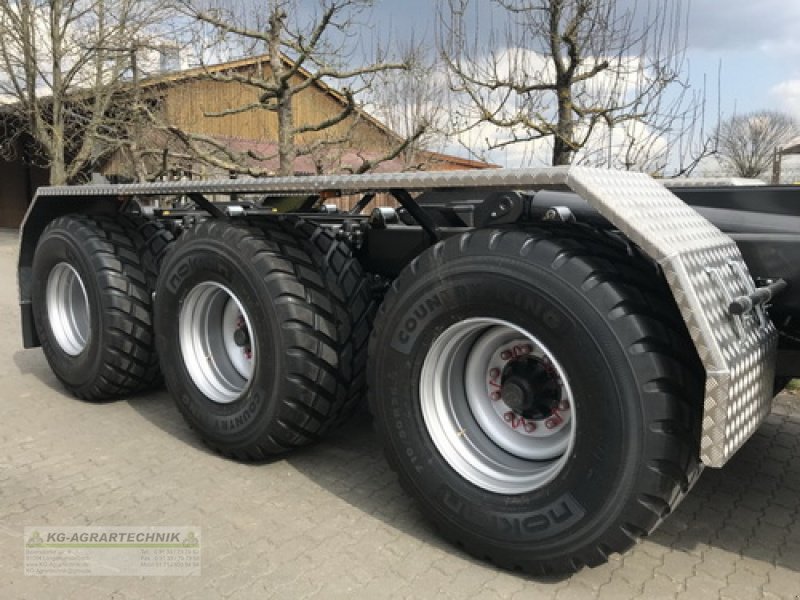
371, 0, 800, 119
685, 0, 800, 119
367, 0, 800, 169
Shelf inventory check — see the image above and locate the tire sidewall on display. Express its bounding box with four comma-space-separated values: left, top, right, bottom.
373, 257, 645, 557
155, 237, 282, 449
31, 227, 106, 390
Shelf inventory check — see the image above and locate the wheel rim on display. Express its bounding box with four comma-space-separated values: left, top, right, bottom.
420, 318, 575, 494
46, 263, 91, 356
179, 282, 256, 404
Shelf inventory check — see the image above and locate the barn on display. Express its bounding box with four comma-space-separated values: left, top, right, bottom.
0, 55, 493, 228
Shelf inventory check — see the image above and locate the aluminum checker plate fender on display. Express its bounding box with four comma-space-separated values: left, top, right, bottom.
566, 167, 777, 468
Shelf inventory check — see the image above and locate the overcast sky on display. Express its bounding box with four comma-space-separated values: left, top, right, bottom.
687, 0, 800, 119
371, 0, 800, 122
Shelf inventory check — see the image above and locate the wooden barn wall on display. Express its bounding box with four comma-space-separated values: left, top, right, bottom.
162, 67, 394, 150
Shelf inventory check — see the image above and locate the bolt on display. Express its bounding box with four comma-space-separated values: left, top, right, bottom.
233, 328, 250, 348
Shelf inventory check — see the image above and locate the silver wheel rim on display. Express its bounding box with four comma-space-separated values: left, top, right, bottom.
179, 282, 256, 404
46, 263, 91, 356
420, 318, 575, 494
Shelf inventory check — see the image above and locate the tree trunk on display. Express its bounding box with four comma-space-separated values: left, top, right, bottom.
268, 10, 295, 178
552, 87, 574, 166
276, 97, 295, 176
49, 155, 67, 185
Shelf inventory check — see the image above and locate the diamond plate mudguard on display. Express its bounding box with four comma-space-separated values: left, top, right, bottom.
566, 167, 778, 467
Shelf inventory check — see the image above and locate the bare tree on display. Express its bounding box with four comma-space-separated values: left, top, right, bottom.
580, 76, 718, 177
716, 110, 798, 179
171, 0, 425, 176
0, 0, 174, 184
367, 37, 451, 170
439, 0, 701, 168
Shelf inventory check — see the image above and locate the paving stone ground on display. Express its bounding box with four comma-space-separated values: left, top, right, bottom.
1, 229, 799, 599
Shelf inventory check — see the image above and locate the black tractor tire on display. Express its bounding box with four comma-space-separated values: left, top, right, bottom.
368, 226, 704, 575
117, 214, 175, 290
279, 217, 375, 421
31, 215, 163, 400
154, 219, 372, 459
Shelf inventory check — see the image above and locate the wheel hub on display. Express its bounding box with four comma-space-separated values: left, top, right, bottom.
179, 282, 256, 404
233, 322, 251, 348
481, 337, 571, 443
499, 357, 560, 420
420, 318, 576, 494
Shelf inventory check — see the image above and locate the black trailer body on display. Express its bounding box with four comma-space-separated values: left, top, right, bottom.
16, 166, 799, 574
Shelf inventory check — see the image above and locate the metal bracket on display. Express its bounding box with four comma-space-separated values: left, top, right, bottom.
729, 277, 787, 324
390, 188, 440, 244
706, 265, 747, 340
349, 192, 376, 215
543, 206, 576, 223
188, 193, 227, 219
